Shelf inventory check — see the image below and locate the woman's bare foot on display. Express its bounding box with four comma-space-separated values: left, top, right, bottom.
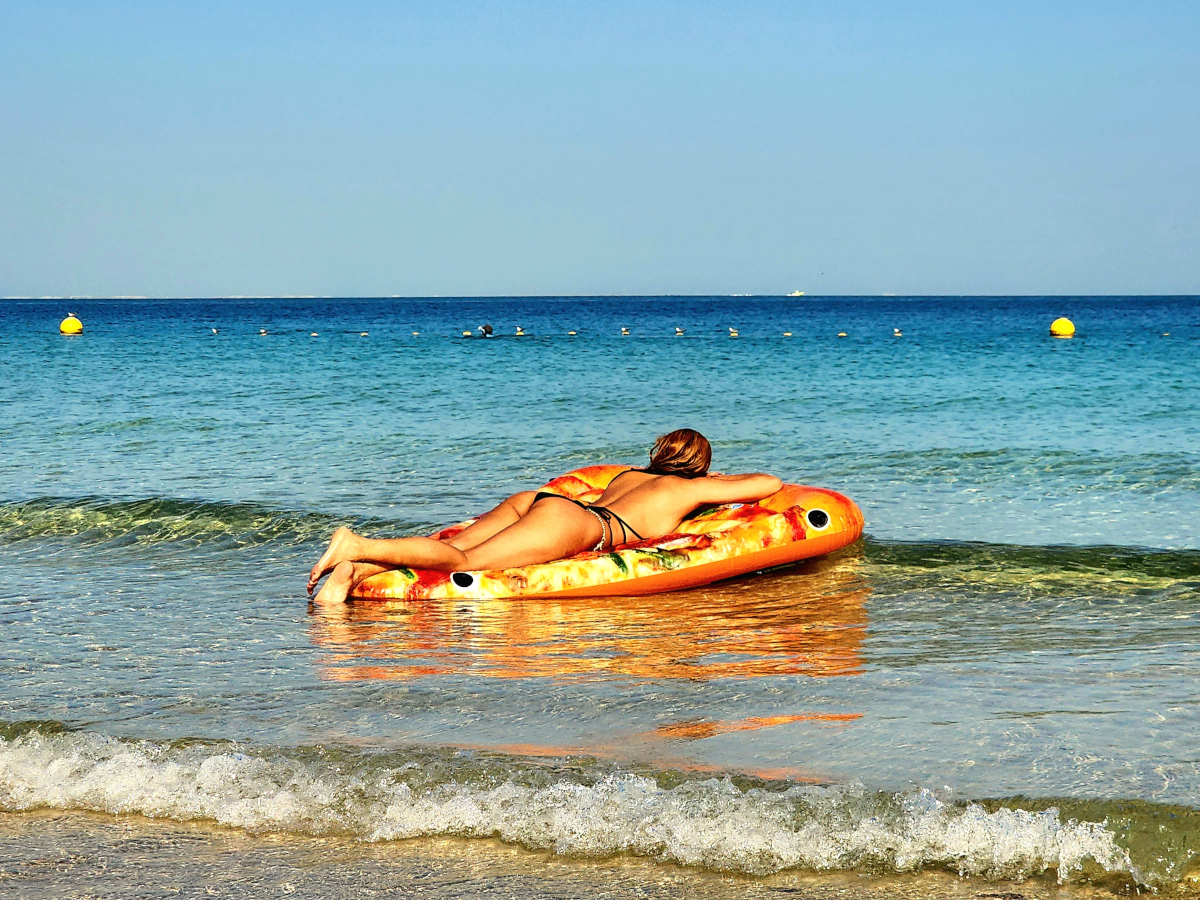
313, 560, 358, 605
308, 527, 360, 594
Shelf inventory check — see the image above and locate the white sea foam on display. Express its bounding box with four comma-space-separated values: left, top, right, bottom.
0, 731, 1135, 883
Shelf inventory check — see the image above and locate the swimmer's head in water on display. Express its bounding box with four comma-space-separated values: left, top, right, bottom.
649, 428, 711, 478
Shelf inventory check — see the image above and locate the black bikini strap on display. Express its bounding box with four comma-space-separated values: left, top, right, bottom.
609, 509, 643, 543
534, 491, 587, 508
590, 506, 643, 547
536, 490, 644, 548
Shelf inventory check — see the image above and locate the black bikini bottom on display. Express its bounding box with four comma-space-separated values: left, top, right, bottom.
531, 492, 644, 551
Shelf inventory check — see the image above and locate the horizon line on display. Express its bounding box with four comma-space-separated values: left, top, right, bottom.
4, 292, 1199, 301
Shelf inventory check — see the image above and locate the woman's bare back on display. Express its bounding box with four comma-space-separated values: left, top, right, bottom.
593, 469, 784, 540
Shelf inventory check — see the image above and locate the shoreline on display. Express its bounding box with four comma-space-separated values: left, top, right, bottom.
4, 809, 1180, 900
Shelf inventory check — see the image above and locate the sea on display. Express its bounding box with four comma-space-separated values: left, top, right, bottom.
1, 295, 1197, 899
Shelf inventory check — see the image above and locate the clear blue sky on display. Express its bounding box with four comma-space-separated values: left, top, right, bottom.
2, 1, 1197, 297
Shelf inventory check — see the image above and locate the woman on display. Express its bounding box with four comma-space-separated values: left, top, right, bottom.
307, 429, 782, 604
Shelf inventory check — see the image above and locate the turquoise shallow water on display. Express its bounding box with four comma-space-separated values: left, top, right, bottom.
1, 296, 1198, 891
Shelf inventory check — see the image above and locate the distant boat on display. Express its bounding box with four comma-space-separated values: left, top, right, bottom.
787, 290, 805, 297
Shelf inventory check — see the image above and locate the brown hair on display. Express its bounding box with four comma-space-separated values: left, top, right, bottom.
648, 428, 711, 478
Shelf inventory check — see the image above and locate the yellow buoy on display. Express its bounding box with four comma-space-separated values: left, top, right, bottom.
1050, 317, 1075, 338
59, 314, 83, 335
783, 332, 792, 337
837, 332, 847, 337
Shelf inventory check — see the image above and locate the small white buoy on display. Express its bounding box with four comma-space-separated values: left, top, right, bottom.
310, 332, 318, 337
410, 331, 418, 336
211, 328, 218, 335
838, 332, 847, 338
782, 332, 792, 337
360, 332, 369, 337
567, 330, 577, 336
1162, 332, 1170, 337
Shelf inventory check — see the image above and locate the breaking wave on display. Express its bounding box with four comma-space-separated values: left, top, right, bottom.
0, 496, 413, 550
862, 537, 1200, 598
0, 725, 1168, 886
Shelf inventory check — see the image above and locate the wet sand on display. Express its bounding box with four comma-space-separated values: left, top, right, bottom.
3, 810, 1180, 900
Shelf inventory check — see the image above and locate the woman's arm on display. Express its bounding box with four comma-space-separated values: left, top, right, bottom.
685, 473, 784, 506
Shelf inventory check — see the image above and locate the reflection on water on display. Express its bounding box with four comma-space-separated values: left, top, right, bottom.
651, 713, 863, 741
308, 552, 869, 684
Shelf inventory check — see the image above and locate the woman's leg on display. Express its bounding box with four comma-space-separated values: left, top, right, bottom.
460, 498, 600, 571
308, 497, 600, 598
445, 491, 537, 550
313, 560, 388, 605
308, 533, 470, 593
307, 492, 538, 593
312, 500, 591, 602
307, 528, 466, 593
